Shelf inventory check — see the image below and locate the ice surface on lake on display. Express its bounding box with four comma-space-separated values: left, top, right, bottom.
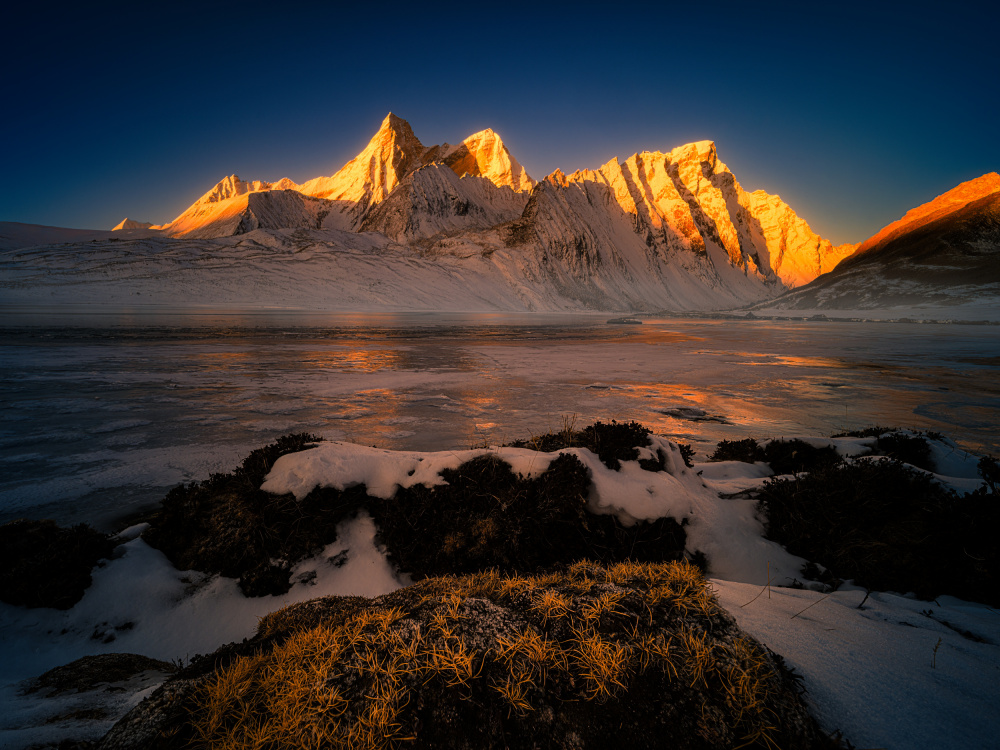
1, 310, 997, 528
1, 309, 998, 750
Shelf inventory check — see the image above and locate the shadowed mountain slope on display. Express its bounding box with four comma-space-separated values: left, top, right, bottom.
760, 177, 1000, 311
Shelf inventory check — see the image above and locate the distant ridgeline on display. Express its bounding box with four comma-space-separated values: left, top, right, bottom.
0, 114, 873, 313
3, 114, 996, 313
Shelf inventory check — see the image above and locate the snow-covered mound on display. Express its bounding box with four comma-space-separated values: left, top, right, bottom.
260, 437, 805, 586
1, 425, 998, 749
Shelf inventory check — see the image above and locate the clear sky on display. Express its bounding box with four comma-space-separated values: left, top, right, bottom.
2, 0, 996, 245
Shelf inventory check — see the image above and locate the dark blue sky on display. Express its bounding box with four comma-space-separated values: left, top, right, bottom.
2, 0, 996, 244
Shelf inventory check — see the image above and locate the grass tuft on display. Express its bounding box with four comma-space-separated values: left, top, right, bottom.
184, 561, 838, 750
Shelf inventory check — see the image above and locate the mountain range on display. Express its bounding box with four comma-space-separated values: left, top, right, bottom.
0, 114, 996, 316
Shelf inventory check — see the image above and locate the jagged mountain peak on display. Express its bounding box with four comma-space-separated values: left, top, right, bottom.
380, 111, 413, 133
669, 139, 719, 163
536, 140, 849, 288
111, 218, 153, 231
297, 113, 431, 207
196, 175, 274, 205
372, 112, 426, 156
441, 127, 535, 192
134, 119, 851, 295
545, 168, 570, 187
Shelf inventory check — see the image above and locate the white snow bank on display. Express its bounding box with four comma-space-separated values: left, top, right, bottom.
0, 513, 402, 687
262, 436, 807, 587
694, 460, 773, 495
927, 435, 983, 478
715, 580, 1000, 750
261, 443, 558, 500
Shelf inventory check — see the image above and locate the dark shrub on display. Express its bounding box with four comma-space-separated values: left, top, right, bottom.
757, 458, 999, 604
380, 452, 687, 577
676, 443, 696, 468
871, 433, 934, 471
762, 439, 840, 475
508, 420, 654, 470
832, 426, 899, 438
833, 428, 936, 471
145, 429, 690, 597
143, 433, 335, 597
710, 438, 764, 463
975, 455, 998, 494
0, 520, 115, 609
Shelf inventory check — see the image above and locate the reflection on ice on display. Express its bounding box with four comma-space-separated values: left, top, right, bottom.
1, 315, 997, 528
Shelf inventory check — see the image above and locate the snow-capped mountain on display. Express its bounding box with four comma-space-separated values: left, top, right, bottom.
153, 178, 329, 239
0, 114, 864, 312
759, 173, 1000, 314
112, 218, 154, 231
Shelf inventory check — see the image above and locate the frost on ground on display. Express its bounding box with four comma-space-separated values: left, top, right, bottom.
0, 426, 997, 749
715, 582, 1000, 750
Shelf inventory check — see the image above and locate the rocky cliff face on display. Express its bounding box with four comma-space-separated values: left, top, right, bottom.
159, 189, 332, 240
549, 141, 852, 288
439, 128, 535, 193
741, 191, 856, 287
158, 175, 300, 238
360, 164, 529, 243
101, 114, 857, 311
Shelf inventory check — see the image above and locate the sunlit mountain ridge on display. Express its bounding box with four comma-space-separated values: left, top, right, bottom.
1, 114, 997, 315
121, 113, 854, 294
758, 172, 1000, 314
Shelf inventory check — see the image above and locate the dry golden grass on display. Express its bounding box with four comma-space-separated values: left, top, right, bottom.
568, 627, 632, 700
191, 561, 789, 749
496, 628, 567, 686
529, 589, 572, 624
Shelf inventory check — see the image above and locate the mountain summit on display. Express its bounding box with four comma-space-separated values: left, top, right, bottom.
298, 113, 432, 209
2, 114, 909, 313
162, 114, 537, 237
141, 114, 847, 294
438, 128, 535, 193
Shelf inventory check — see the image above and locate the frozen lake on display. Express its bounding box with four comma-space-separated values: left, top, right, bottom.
2, 309, 998, 529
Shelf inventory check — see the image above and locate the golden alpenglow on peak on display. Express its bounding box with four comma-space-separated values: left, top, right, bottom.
115, 116, 855, 298
297, 113, 430, 207
546, 140, 849, 286
111, 218, 153, 231
856, 172, 1000, 255
440, 128, 535, 193
159, 175, 291, 238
